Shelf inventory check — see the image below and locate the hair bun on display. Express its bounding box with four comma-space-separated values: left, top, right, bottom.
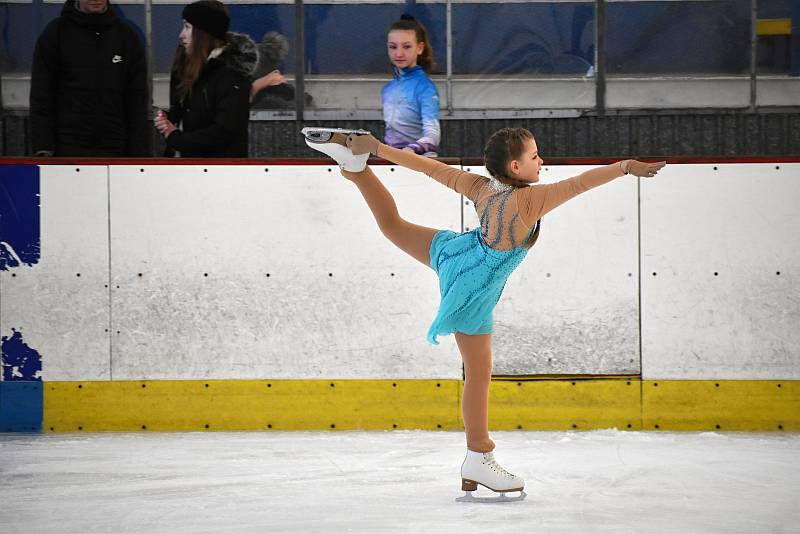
400, 14, 416, 21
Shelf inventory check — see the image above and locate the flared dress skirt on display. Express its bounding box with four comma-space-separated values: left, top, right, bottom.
426, 227, 529, 344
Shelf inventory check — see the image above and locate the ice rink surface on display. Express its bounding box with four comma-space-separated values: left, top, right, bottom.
1, 430, 798, 533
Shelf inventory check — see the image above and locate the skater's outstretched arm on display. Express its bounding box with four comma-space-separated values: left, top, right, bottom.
518, 160, 666, 227
348, 133, 485, 200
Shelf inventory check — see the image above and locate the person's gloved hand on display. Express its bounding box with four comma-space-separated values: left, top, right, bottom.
621, 160, 666, 178
347, 133, 380, 155
403, 143, 424, 154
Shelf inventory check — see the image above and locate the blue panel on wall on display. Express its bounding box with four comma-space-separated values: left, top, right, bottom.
0, 165, 41, 270
2, 329, 42, 381
0, 381, 43, 432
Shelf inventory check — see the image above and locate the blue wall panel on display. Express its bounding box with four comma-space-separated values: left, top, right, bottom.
0, 165, 40, 271
0, 381, 42, 432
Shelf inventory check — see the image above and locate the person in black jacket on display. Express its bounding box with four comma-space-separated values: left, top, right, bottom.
154, 0, 257, 157
29, 0, 149, 157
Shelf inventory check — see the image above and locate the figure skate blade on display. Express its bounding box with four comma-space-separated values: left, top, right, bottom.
301, 127, 371, 143
456, 490, 527, 503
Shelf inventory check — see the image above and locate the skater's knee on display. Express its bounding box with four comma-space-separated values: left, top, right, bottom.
464, 364, 492, 384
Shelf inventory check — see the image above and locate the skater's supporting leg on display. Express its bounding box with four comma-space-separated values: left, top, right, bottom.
455, 332, 495, 453
343, 167, 438, 268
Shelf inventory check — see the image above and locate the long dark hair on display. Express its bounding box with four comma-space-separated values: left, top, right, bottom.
484, 128, 535, 187
388, 14, 435, 73
173, 1, 228, 101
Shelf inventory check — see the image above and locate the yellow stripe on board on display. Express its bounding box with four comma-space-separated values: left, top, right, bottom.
642, 380, 798, 431
44, 380, 461, 432
490, 379, 643, 431
43, 379, 799, 433
756, 18, 792, 36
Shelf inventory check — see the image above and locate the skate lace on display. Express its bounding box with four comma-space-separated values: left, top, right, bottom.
484, 453, 515, 479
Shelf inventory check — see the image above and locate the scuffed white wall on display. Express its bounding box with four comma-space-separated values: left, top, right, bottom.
0, 165, 111, 381
1, 162, 798, 381
107, 164, 461, 380
641, 163, 800, 379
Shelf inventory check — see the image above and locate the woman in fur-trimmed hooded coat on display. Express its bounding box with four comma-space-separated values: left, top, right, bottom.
157, 1, 258, 157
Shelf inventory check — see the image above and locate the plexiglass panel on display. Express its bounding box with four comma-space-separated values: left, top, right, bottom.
755, 0, 795, 74
303, 3, 446, 75
452, 2, 595, 75
606, 0, 751, 75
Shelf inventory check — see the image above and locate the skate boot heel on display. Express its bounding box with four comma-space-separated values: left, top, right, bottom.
461, 479, 478, 492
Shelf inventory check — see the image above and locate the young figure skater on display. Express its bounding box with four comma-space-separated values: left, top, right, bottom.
383, 15, 440, 156
302, 126, 665, 500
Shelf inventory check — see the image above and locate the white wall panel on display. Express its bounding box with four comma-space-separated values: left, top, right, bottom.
108, 165, 462, 380
1, 166, 110, 381
641, 163, 800, 379
6, 161, 795, 382
461, 165, 640, 375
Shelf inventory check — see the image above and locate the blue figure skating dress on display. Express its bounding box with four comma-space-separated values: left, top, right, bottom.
427, 223, 538, 344
384, 149, 609, 344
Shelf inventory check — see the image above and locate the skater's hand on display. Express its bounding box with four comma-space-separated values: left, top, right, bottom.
347, 133, 380, 156
621, 160, 666, 178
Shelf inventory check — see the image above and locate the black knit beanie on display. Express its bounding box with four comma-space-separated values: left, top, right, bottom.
182, 1, 229, 40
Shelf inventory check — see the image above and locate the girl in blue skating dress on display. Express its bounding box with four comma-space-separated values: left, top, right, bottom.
303, 126, 665, 498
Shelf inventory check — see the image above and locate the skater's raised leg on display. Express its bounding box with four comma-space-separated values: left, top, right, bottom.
304, 127, 437, 266
342, 167, 437, 267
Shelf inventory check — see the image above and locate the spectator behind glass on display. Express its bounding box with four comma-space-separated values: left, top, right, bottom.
29, 0, 149, 157
382, 14, 441, 157
154, 0, 257, 157
249, 31, 314, 110
250, 31, 289, 108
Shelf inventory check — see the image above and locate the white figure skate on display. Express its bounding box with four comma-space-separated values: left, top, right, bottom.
456, 450, 527, 503
301, 127, 371, 172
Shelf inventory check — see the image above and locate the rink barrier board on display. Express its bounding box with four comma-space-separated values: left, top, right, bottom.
2, 160, 798, 381
37, 379, 800, 433
2, 159, 799, 432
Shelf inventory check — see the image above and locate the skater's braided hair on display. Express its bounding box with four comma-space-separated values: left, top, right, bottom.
388, 14, 436, 73
484, 127, 535, 187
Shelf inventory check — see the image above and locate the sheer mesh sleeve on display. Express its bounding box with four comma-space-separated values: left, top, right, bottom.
517, 177, 590, 228
517, 164, 625, 227
377, 144, 487, 201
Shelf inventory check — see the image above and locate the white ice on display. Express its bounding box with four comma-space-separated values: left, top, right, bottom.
1, 430, 798, 533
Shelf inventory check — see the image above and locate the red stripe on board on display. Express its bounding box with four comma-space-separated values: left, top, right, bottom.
0, 158, 333, 166
461, 156, 800, 166
1, 156, 798, 166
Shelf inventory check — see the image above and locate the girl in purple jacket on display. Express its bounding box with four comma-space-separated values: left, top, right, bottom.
383, 15, 441, 157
